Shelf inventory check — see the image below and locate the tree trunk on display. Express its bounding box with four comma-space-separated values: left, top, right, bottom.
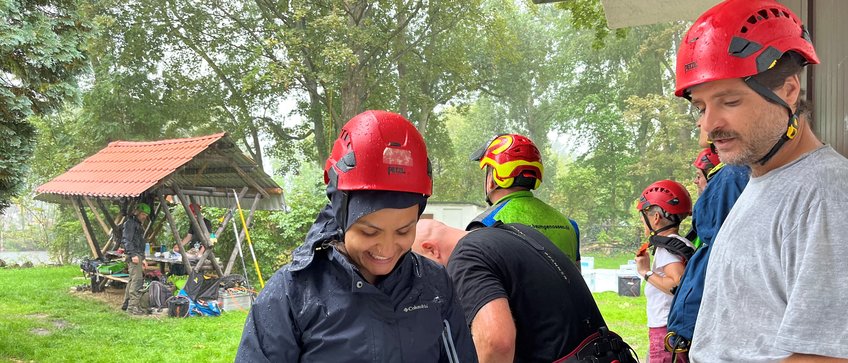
395, 8, 409, 118
340, 1, 369, 124
309, 89, 328, 164
249, 125, 264, 172
340, 66, 366, 125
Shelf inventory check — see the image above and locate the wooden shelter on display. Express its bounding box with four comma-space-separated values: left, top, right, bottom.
34, 132, 285, 277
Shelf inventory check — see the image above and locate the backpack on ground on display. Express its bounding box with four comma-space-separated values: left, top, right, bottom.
177, 289, 221, 317
167, 295, 191, 318
148, 281, 173, 310
80, 258, 102, 276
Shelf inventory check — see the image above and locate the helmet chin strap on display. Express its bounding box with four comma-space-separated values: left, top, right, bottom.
743, 77, 800, 166
640, 210, 680, 236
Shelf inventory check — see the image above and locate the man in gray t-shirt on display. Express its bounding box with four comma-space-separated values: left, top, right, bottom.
673, 0, 848, 361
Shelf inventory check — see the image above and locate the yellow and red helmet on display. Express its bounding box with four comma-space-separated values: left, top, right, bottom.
470, 134, 543, 189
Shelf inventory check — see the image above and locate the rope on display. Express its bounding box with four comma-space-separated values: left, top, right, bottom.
232, 189, 265, 288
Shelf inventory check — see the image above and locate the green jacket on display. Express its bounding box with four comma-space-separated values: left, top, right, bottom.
468, 190, 580, 262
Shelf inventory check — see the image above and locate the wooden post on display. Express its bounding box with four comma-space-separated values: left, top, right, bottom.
72, 197, 103, 260
96, 198, 118, 231
224, 193, 262, 275
172, 184, 223, 276
143, 201, 163, 240
150, 218, 166, 246
158, 192, 193, 271
83, 197, 111, 236
214, 187, 249, 241
187, 194, 224, 275
95, 198, 122, 254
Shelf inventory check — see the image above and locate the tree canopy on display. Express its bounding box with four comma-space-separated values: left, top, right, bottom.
9, 0, 706, 270
1, 0, 92, 212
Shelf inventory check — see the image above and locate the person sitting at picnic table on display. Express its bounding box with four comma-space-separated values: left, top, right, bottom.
181, 203, 212, 256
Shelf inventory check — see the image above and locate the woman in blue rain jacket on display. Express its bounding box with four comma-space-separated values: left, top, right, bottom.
236, 111, 477, 363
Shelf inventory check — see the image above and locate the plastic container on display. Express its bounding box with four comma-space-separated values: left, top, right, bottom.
145, 243, 151, 256
580, 256, 595, 270
617, 275, 641, 297
218, 289, 254, 311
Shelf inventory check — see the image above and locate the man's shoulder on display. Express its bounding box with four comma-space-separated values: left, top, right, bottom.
769, 146, 848, 189
497, 193, 567, 219
462, 226, 516, 246
805, 146, 848, 175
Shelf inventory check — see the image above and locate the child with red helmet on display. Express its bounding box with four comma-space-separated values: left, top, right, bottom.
237, 111, 477, 362
634, 180, 694, 363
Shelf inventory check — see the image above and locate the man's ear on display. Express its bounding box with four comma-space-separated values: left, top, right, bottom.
780, 74, 801, 114
423, 241, 441, 260
486, 169, 498, 190
650, 211, 662, 227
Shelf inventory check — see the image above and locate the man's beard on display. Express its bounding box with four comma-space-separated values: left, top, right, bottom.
710, 106, 786, 166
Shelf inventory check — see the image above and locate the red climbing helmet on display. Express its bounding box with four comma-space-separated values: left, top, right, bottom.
692, 148, 721, 171
471, 134, 544, 189
324, 110, 432, 196
675, 0, 819, 98
637, 180, 692, 216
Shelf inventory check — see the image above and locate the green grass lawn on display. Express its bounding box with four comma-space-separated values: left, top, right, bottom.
0, 266, 246, 362
591, 254, 648, 360
1, 261, 648, 362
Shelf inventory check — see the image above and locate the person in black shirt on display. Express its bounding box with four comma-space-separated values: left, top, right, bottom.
414, 219, 607, 362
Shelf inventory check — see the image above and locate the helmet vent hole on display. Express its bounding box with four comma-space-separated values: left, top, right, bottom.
741, 26, 748, 33
758, 10, 769, 20
747, 15, 758, 24
770, 9, 780, 18
782, 11, 790, 18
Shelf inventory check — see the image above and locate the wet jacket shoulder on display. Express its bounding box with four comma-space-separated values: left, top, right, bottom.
236, 241, 477, 363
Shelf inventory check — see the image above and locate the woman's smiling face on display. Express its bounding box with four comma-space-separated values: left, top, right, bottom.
340, 205, 419, 284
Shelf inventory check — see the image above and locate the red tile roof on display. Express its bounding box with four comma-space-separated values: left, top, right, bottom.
35, 133, 228, 198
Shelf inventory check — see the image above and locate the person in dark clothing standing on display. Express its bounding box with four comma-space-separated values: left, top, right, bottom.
122, 203, 150, 315
414, 219, 612, 362
236, 111, 477, 362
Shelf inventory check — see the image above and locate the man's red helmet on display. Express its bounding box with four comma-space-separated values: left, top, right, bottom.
675, 0, 819, 98
471, 134, 543, 189
692, 148, 721, 171
637, 180, 692, 217
324, 110, 432, 196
